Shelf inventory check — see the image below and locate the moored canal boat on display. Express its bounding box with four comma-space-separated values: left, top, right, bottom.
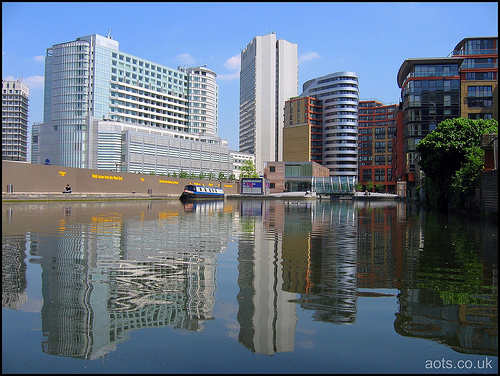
179, 184, 224, 201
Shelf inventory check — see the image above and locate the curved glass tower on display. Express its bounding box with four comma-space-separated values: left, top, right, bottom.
301, 72, 359, 180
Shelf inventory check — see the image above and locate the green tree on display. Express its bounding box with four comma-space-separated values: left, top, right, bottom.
416, 118, 498, 211
375, 183, 385, 192
228, 173, 236, 181
218, 172, 226, 181
365, 181, 374, 192
240, 160, 259, 178
355, 183, 364, 192
178, 170, 188, 179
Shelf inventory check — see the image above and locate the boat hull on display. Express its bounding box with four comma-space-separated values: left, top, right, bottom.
179, 192, 224, 201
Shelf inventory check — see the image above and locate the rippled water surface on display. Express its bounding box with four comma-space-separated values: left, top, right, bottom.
2, 199, 497, 374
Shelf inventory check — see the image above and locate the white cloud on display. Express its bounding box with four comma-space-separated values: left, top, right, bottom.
224, 55, 240, 70
33, 55, 45, 63
216, 55, 241, 81
175, 53, 195, 65
299, 51, 320, 63
216, 71, 240, 81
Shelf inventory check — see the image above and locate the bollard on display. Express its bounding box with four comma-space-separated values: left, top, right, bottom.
7, 184, 14, 193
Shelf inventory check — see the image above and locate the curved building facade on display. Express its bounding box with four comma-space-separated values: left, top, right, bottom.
181, 66, 219, 136
301, 72, 359, 179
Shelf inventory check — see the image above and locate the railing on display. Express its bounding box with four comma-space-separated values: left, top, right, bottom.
451, 49, 498, 56
460, 62, 498, 69
466, 92, 493, 98
312, 176, 356, 195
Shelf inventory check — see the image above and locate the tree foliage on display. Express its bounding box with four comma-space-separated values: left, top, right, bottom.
416, 118, 498, 210
240, 160, 259, 178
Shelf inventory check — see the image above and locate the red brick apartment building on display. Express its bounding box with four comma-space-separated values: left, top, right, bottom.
357, 100, 398, 193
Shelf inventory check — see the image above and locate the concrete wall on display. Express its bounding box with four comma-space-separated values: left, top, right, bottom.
2, 161, 240, 195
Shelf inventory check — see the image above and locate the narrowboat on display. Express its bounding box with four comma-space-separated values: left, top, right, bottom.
179, 184, 224, 201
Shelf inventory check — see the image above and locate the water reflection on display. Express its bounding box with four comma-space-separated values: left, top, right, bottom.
2, 199, 497, 364
4, 201, 229, 360
394, 209, 498, 357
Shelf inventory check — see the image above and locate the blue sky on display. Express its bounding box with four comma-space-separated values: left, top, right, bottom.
2, 2, 498, 151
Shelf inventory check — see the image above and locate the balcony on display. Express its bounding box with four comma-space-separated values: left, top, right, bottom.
466, 92, 493, 98
452, 48, 498, 56
460, 62, 498, 69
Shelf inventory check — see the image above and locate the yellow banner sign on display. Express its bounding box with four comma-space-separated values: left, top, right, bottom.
91, 174, 123, 181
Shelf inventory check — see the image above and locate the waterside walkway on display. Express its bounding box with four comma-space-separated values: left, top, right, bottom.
2, 191, 402, 202
2, 192, 180, 202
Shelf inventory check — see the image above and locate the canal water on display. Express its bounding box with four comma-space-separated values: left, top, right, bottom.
2, 199, 497, 374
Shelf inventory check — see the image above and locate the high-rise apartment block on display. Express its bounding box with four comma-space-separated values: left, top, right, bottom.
452, 37, 498, 120
181, 65, 219, 136
239, 32, 298, 174
31, 34, 234, 177
283, 96, 323, 164
358, 100, 397, 193
396, 37, 497, 193
300, 72, 359, 181
397, 57, 463, 178
2, 79, 29, 161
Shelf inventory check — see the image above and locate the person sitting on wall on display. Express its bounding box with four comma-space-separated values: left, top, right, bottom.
62, 184, 72, 193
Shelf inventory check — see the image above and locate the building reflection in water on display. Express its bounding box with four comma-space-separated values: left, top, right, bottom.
237, 200, 297, 355
2, 235, 28, 310
393, 208, 498, 357
289, 200, 358, 325
2, 199, 497, 360
236, 200, 358, 356
25, 201, 230, 360
355, 200, 497, 357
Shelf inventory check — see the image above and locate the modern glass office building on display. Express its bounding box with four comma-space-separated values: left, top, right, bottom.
239, 32, 298, 174
32, 34, 228, 176
300, 72, 359, 180
2, 79, 29, 161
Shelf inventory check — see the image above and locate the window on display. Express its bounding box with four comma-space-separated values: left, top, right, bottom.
269, 166, 276, 172
467, 86, 492, 97
466, 72, 494, 80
